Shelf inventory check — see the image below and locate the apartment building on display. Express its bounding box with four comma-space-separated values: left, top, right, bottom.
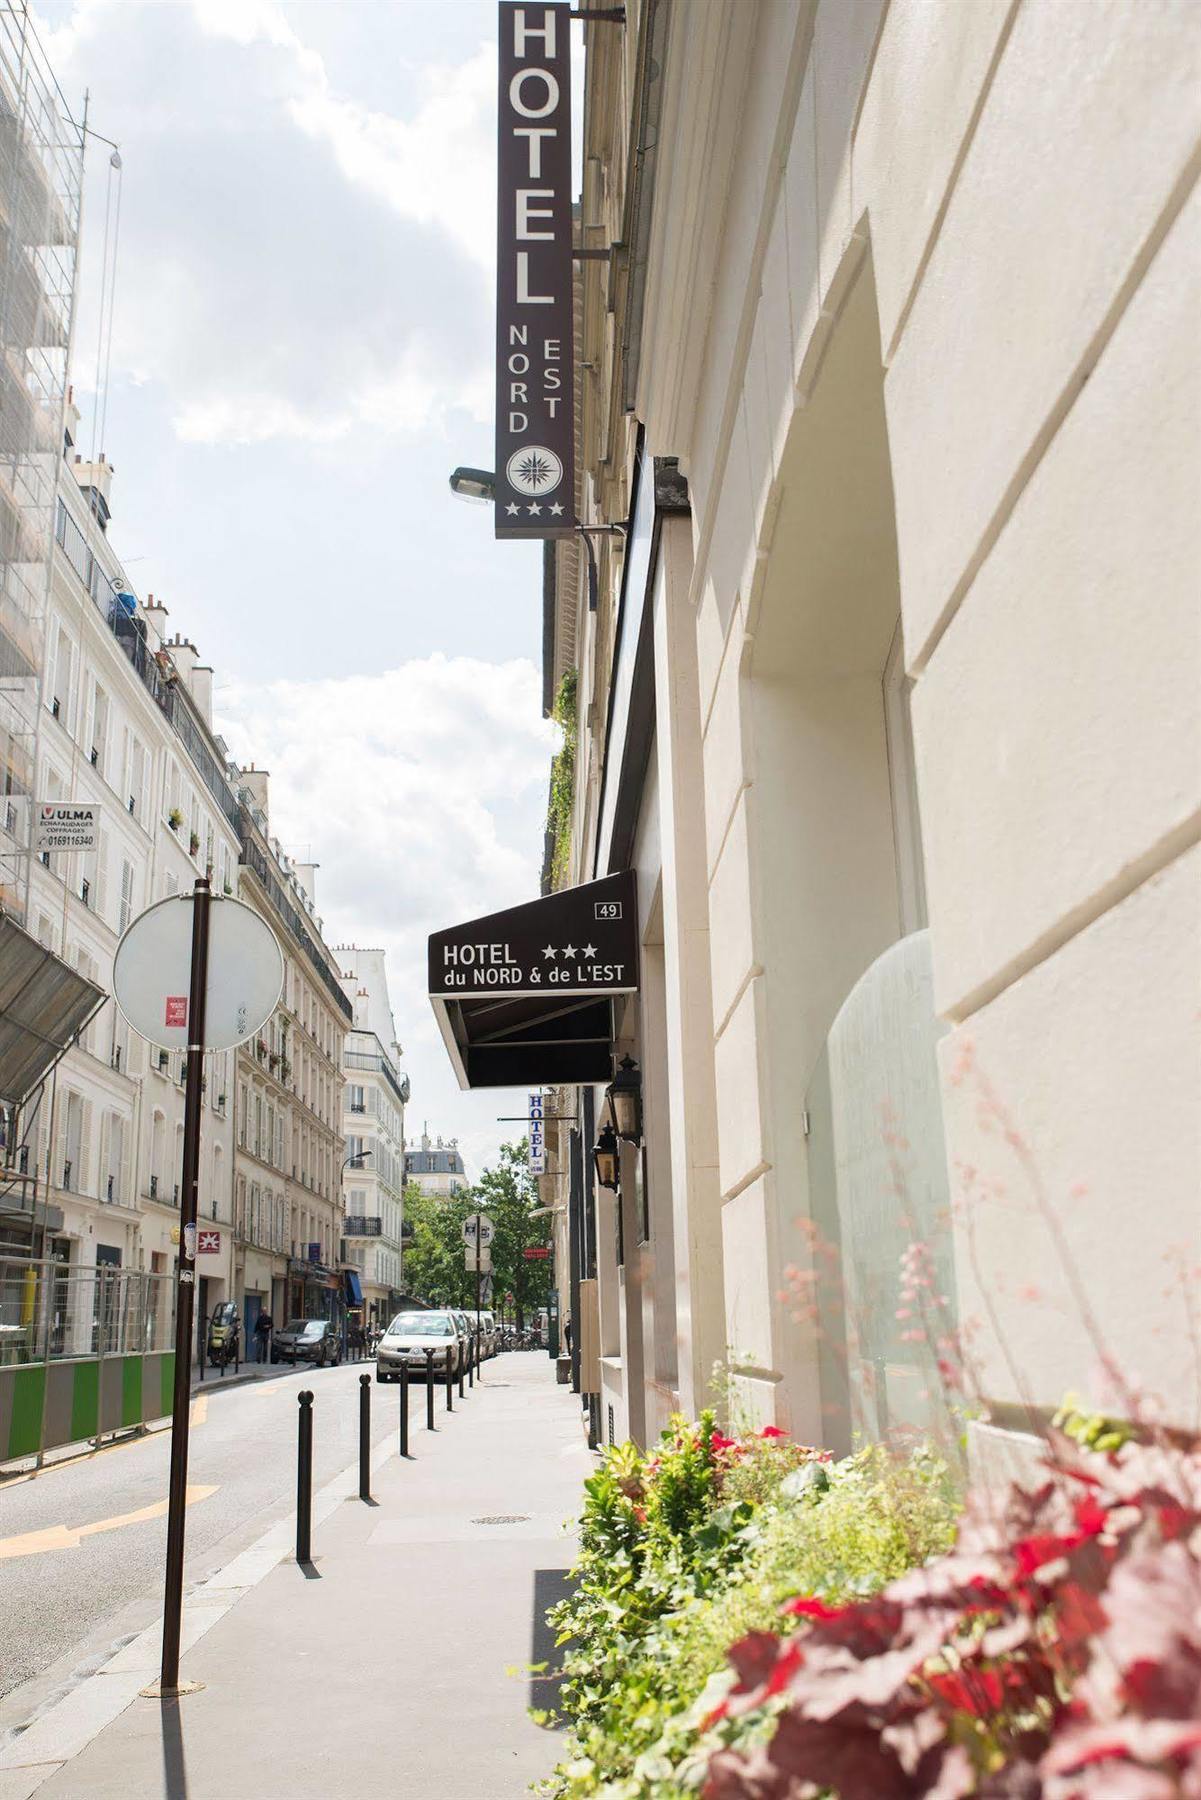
21, 422, 238, 1319
337, 947, 409, 1329
233, 776, 352, 1332
403, 1130, 466, 1198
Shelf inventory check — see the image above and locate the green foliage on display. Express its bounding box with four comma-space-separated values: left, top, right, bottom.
400, 1141, 551, 1323
542, 1428, 959, 1800
547, 667, 577, 889
1051, 1389, 1132, 1453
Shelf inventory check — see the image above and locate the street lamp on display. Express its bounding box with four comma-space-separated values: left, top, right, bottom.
448, 466, 495, 504
448, 462, 624, 614
606, 1055, 643, 1146
592, 1122, 619, 1191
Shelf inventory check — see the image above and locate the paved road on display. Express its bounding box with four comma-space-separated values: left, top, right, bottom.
0, 1356, 418, 1719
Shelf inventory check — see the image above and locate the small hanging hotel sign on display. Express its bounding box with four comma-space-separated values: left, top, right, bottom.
495, 2, 575, 541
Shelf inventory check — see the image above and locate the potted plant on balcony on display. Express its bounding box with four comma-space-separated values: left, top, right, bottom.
188, 830, 200, 857
168, 807, 182, 831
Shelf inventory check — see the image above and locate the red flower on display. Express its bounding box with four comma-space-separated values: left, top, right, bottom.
781, 1597, 848, 1622
759, 1424, 789, 1440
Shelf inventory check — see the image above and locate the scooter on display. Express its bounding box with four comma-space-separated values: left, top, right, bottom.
207, 1300, 241, 1371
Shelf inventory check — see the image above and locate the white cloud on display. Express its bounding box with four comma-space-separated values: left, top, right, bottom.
216, 654, 558, 1171
40, 0, 498, 445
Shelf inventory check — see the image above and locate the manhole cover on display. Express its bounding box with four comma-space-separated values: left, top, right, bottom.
472, 1514, 531, 1526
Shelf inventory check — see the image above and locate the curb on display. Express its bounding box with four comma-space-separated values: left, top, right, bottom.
0, 1410, 403, 1788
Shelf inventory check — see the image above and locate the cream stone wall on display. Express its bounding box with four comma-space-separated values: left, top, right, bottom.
626, 0, 1201, 1433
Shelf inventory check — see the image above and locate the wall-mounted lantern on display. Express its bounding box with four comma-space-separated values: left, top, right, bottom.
592, 1121, 619, 1191
606, 1055, 643, 1146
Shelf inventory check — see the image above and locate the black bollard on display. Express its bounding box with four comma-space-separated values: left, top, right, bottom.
468, 1335, 474, 1389
296, 1390, 314, 1563
359, 1373, 371, 1502
446, 1351, 454, 1412
458, 1348, 465, 1400
425, 1348, 435, 1430
399, 1362, 410, 1458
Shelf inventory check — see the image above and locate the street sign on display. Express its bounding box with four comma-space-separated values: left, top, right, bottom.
467, 1246, 493, 1273
197, 1229, 220, 1255
523, 1245, 550, 1260
113, 893, 283, 1052
35, 803, 100, 854
461, 1212, 495, 1248
480, 1273, 493, 1304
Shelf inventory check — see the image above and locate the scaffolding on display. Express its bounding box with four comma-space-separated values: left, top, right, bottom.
0, 5, 83, 922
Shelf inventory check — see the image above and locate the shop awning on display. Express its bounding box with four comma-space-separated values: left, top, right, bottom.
344, 1270, 364, 1306
429, 871, 638, 1089
0, 914, 107, 1106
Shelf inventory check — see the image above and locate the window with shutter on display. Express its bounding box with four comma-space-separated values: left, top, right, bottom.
118, 858, 133, 933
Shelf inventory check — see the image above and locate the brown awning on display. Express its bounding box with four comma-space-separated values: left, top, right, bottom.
429, 872, 638, 1089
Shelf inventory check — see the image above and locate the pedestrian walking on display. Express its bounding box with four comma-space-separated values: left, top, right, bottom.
254, 1308, 273, 1364
563, 1316, 573, 1355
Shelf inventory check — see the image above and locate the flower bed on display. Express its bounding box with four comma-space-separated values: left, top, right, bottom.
541, 1413, 959, 1798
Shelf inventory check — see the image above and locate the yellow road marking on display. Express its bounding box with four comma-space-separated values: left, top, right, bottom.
190, 1393, 208, 1427
0, 1484, 218, 1560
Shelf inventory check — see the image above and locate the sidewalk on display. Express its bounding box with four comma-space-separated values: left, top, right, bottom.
0, 1353, 589, 1800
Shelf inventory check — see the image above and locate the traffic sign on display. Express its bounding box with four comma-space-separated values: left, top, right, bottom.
461, 1212, 495, 1248
523, 1245, 550, 1260
114, 893, 283, 1052
466, 1246, 493, 1273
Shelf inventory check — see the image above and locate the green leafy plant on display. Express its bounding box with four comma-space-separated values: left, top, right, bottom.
546, 667, 577, 890
541, 1422, 958, 1799
1051, 1389, 1131, 1454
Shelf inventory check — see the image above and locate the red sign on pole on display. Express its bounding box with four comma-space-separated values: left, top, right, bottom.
197, 1229, 221, 1255
523, 1245, 550, 1260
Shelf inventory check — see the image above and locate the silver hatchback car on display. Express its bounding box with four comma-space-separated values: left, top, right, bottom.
375, 1310, 459, 1382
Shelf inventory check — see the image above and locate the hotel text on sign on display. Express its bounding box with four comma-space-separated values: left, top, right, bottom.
495, 3, 575, 541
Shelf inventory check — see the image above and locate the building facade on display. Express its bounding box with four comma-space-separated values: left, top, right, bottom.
526, 0, 1199, 1463
16, 418, 238, 1333
337, 947, 408, 1329
233, 776, 351, 1333
403, 1130, 466, 1198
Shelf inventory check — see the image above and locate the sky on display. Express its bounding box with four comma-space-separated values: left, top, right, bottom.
34, 0, 576, 1176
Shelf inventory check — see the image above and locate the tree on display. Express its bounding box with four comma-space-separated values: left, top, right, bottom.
472, 1139, 552, 1329
401, 1140, 551, 1327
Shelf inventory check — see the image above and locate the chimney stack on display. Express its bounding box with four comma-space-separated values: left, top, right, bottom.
241, 765, 269, 822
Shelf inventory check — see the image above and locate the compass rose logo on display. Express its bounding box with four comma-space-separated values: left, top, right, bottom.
506, 445, 563, 498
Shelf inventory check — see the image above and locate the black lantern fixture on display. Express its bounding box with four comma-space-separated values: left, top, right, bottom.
592, 1121, 619, 1191
607, 1055, 643, 1146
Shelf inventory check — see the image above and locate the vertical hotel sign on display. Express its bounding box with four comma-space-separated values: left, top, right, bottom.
495, 3, 575, 540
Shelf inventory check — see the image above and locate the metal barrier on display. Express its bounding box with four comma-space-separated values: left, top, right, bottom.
0, 1259, 177, 1464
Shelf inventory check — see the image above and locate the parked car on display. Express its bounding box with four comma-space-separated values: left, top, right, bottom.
376, 1311, 460, 1382
272, 1318, 341, 1368
477, 1309, 498, 1357
450, 1309, 475, 1366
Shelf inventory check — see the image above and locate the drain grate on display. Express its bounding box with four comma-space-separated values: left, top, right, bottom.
472, 1514, 531, 1526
